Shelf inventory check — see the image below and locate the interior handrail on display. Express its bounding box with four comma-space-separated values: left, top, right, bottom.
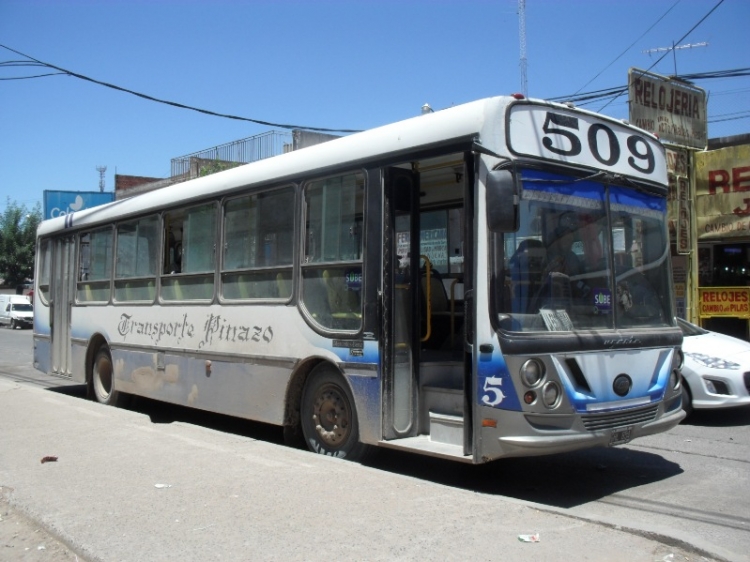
420, 255, 432, 342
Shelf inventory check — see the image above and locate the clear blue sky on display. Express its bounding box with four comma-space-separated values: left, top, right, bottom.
1, 0, 748, 212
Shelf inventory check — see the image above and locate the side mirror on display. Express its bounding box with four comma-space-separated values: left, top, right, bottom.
486, 169, 519, 232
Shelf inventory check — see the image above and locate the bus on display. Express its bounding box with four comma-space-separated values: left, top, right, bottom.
33, 95, 685, 463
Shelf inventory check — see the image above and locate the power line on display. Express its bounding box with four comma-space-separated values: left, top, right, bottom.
0, 59, 66, 80
0, 71, 66, 81
572, 0, 682, 96
709, 111, 750, 124
550, 67, 750, 106
0, 44, 362, 134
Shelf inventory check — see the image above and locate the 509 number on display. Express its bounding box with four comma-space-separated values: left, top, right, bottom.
541, 112, 655, 175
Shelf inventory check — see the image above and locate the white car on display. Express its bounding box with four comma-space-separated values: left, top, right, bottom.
677, 317, 750, 415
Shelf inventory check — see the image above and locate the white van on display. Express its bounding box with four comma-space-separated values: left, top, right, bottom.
0, 294, 33, 329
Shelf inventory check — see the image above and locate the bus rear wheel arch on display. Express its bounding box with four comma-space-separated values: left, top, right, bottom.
300, 363, 370, 461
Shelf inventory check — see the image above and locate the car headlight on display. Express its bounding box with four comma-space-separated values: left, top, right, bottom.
685, 352, 740, 370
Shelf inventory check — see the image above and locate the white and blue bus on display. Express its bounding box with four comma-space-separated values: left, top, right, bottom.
33, 95, 684, 463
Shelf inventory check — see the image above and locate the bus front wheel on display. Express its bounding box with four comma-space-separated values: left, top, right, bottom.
301, 365, 369, 461
92, 346, 121, 406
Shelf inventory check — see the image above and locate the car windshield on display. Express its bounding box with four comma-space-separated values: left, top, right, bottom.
496, 168, 673, 332
11, 304, 32, 312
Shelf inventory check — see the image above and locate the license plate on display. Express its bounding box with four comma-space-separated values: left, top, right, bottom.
609, 426, 632, 446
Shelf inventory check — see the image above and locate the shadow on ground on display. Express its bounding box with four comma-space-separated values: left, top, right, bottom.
47, 384, 683, 510
682, 404, 750, 427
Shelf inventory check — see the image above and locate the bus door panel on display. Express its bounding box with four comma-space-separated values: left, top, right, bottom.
382, 166, 419, 440
50, 236, 75, 377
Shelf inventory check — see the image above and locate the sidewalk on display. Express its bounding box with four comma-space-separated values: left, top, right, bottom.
0, 376, 717, 562
0, 492, 82, 561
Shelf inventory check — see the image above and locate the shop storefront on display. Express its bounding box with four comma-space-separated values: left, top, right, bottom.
693, 136, 750, 340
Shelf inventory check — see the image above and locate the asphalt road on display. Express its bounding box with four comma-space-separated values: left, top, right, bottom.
1, 326, 748, 561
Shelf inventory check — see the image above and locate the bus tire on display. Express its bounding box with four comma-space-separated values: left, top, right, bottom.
301, 365, 370, 461
92, 346, 121, 406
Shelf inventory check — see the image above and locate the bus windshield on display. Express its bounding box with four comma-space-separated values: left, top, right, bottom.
498, 168, 673, 332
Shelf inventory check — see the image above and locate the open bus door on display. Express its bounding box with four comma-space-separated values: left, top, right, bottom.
382, 156, 474, 459
383, 167, 420, 440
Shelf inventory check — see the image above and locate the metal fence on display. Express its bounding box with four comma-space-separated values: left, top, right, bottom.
170, 130, 292, 179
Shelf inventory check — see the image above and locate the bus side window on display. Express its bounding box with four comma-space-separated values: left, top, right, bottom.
37, 238, 52, 304
162, 204, 216, 301
301, 172, 364, 331
78, 227, 113, 303
221, 186, 295, 300
115, 215, 159, 302
164, 211, 184, 275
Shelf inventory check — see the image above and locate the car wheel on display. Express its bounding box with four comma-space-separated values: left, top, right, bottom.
10, 319, 16, 330
681, 380, 693, 418
300, 364, 371, 461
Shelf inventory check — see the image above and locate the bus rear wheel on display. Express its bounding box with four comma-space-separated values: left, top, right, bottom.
92, 346, 121, 406
301, 365, 369, 461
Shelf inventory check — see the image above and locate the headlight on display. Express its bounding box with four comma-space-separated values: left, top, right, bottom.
520, 359, 545, 387
685, 352, 740, 370
541, 381, 561, 408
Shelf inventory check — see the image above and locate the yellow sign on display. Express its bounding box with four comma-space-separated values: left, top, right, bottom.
698, 287, 750, 319
695, 144, 750, 240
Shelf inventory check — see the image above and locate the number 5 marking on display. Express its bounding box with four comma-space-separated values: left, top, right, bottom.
542, 112, 582, 157
482, 376, 506, 406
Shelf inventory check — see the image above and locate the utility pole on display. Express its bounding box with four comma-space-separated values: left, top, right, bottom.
96, 165, 107, 192
642, 41, 708, 76
518, 0, 528, 96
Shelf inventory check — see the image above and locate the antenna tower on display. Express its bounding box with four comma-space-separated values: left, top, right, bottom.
518, 0, 528, 96
96, 165, 107, 192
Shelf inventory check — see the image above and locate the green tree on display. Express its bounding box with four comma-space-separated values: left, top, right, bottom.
0, 199, 42, 290
198, 159, 240, 177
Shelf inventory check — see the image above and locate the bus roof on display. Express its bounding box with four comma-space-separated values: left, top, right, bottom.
37, 96, 513, 236
36, 95, 661, 236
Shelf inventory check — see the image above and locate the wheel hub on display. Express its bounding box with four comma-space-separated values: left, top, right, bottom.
312, 387, 350, 446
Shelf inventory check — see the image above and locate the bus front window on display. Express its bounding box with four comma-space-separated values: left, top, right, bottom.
497, 169, 672, 333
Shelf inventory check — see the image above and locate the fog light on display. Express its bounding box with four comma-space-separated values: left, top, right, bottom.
705, 379, 729, 395
520, 359, 545, 387
524, 391, 536, 405
541, 381, 561, 408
